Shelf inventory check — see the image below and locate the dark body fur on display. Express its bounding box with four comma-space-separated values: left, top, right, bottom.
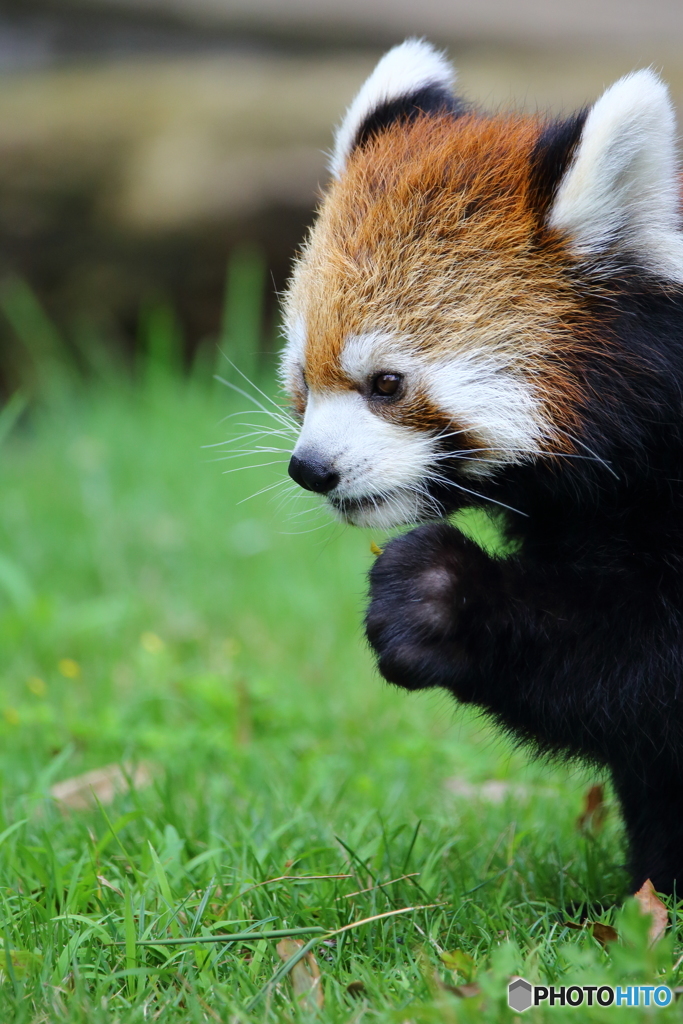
367, 277, 683, 894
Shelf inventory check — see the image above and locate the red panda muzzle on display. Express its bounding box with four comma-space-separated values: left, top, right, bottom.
288, 452, 339, 494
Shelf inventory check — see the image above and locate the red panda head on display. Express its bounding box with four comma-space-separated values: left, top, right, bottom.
281, 40, 683, 528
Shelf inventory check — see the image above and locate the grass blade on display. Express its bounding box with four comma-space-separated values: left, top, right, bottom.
124, 881, 136, 999
110, 926, 327, 948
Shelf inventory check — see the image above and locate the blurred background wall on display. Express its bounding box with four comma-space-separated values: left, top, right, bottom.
1, 0, 683, 380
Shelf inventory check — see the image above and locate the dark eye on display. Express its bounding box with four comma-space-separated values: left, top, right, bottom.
371, 372, 403, 397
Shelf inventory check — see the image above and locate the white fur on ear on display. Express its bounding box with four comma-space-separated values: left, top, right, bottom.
548, 70, 683, 283
329, 38, 455, 180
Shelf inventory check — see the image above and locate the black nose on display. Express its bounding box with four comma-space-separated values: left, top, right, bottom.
288, 453, 340, 494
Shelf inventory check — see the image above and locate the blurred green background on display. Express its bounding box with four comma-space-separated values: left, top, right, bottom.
2, 0, 683, 384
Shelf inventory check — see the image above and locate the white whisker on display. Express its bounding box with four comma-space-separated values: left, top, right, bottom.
548, 427, 619, 480
205, 429, 294, 448
222, 460, 289, 474
220, 409, 298, 434
237, 478, 293, 504
215, 376, 295, 433
279, 520, 333, 535
216, 355, 299, 428
210, 447, 290, 458
450, 483, 526, 517
209, 450, 292, 462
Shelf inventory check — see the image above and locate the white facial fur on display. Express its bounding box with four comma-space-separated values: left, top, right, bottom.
329, 38, 455, 181
424, 353, 546, 470
286, 331, 546, 528
341, 332, 545, 456
292, 389, 438, 528
279, 314, 306, 391
549, 69, 683, 283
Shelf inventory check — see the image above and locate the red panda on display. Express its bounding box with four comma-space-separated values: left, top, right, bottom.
280, 39, 683, 895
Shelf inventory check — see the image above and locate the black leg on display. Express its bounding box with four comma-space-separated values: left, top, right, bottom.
611, 767, 683, 895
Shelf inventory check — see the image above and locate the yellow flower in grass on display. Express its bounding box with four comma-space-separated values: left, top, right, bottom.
140, 632, 164, 654
26, 677, 47, 697
58, 659, 81, 679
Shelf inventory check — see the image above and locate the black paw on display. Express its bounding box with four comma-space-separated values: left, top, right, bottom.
365, 523, 495, 692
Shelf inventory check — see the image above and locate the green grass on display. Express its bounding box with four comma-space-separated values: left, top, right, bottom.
0, 296, 681, 1020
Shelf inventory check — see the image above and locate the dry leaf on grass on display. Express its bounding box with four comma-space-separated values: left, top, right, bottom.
276, 938, 324, 1009
447, 982, 482, 998
634, 878, 668, 945
97, 875, 124, 897
564, 879, 667, 947
591, 922, 618, 946
577, 783, 607, 833
437, 977, 482, 999
445, 777, 531, 803
563, 920, 617, 945
50, 761, 157, 812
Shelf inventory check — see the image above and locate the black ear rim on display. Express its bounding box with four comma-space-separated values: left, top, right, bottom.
350, 84, 469, 156
529, 110, 588, 223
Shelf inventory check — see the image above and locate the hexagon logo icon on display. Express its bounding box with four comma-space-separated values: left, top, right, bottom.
508, 976, 533, 1012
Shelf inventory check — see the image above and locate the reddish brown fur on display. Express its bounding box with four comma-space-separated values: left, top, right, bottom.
285, 112, 606, 451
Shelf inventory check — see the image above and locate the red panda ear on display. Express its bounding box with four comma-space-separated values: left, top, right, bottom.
329, 38, 463, 180
529, 112, 588, 221
547, 70, 683, 284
